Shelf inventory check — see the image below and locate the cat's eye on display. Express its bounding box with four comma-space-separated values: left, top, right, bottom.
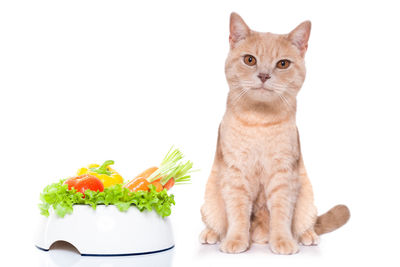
243, 55, 257, 66
276, 59, 291, 69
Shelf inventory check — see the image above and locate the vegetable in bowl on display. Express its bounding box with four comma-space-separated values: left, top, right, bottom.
38, 147, 193, 219
125, 147, 193, 192
39, 182, 175, 218
76, 160, 124, 188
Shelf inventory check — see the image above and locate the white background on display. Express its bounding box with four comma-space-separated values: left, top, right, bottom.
1, 0, 399, 266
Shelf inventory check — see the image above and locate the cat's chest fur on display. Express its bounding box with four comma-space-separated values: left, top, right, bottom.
219, 111, 299, 180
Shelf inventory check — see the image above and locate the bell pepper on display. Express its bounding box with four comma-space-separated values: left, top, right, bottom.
77, 160, 123, 188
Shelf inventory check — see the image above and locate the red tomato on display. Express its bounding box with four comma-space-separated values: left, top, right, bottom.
64, 174, 104, 197
64, 178, 78, 190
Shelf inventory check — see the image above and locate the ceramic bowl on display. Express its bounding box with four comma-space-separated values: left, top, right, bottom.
35, 205, 174, 256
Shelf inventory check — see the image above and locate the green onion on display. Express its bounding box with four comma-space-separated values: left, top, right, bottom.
148, 147, 195, 185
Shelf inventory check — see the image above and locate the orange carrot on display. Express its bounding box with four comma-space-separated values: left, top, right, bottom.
135, 167, 158, 179
152, 177, 175, 191
163, 178, 175, 190
124, 177, 150, 192
151, 181, 163, 192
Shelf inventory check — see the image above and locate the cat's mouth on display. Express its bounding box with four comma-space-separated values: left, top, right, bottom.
252, 87, 275, 93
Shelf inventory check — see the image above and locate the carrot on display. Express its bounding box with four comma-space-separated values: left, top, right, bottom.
128, 147, 193, 193
124, 177, 150, 192
151, 181, 163, 192
163, 178, 175, 190
152, 177, 175, 191
135, 166, 158, 179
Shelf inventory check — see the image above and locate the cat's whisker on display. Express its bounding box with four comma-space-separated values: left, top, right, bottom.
232, 87, 250, 105
234, 89, 245, 101
268, 84, 299, 99
278, 94, 295, 111
234, 88, 251, 105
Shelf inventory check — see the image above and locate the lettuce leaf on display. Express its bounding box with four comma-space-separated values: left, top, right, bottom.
39, 180, 175, 218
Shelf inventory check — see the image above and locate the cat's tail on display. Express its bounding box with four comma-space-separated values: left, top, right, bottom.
314, 205, 350, 235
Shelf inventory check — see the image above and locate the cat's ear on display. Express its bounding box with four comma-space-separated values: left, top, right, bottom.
229, 12, 250, 48
288, 21, 311, 57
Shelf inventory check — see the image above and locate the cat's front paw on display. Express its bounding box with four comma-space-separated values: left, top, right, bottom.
299, 229, 319, 246
219, 237, 249, 253
270, 236, 299, 255
199, 228, 219, 244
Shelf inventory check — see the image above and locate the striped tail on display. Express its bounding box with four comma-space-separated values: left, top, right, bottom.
314, 205, 350, 235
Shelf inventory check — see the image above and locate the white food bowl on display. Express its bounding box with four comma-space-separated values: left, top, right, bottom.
35, 205, 174, 256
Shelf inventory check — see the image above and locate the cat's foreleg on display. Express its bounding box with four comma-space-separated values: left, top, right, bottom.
200, 158, 227, 244
200, 194, 226, 244
200, 187, 226, 245
266, 160, 300, 255
219, 166, 252, 253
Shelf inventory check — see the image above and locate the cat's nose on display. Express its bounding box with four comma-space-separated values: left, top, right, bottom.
257, 73, 271, 83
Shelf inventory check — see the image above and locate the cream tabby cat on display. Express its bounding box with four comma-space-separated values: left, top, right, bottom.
200, 13, 350, 255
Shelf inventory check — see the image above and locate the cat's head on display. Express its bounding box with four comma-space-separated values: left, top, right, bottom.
225, 13, 311, 105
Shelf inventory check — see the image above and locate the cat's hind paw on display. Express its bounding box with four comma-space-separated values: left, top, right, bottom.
299, 229, 319, 246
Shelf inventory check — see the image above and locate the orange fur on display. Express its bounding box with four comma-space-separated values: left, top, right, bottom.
200, 13, 350, 255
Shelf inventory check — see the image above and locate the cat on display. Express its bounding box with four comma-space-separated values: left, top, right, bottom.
200, 13, 350, 255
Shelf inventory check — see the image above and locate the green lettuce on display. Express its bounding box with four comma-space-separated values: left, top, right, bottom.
39, 180, 175, 218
